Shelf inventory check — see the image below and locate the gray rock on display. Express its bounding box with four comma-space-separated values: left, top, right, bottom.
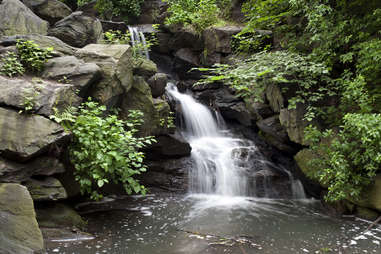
0, 0, 48, 37
76, 44, 133, 108
48, 11, 103, 48
167, 25, 203, 51
0, 76, 81, 117
25, 177, 67, 201
0, 156, 65, 183
0, 34, 76, 56
0, 183, 43, 254
0, 107, 70, 162
132, 57, 158, 79
42, 56, 102, 97
148, 73, 167, 98
145, 134, 192, 160
22, 0, 72, 24
257, 115, 289, 142
120, 76, 159, 136
279, 105, 309, 146
36, 203, 87, 229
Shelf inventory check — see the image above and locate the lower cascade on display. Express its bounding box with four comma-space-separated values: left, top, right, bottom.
166, 83, 306, 199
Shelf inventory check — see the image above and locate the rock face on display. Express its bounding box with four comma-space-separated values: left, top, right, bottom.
0, 183, 44, 254
132, 57, 158, 79
146, 134, 192, 160
279, 105, 309, 146
148, 73, 168, 98
36, 203, 86, 229
0, 34, 76, 56
0, 0, 48, 37
25, 177, 67, 201
76, 44, 134, 108
0, 76, 81, 117
0, 107, 70, 162
120, 76, 159, 135
49, 11, 103, 48
22, 0, 72, 24
0, 156, 65, 183
42, 56, 102, 97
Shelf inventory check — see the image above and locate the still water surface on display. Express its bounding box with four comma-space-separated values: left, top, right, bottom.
45, 194, 381, 254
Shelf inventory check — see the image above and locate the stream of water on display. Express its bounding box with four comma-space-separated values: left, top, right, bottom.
45, 85, 381, 253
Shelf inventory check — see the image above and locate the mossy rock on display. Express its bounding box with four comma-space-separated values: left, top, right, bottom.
36, 203, 87, 230
349, 174, 381, 213
355, 206, 380, 221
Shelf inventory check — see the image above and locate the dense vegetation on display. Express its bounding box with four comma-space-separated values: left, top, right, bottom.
52, 100, 155, 200
195, 0, 381, 202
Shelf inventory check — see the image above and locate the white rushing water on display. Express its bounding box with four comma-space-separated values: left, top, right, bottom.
128, 26, 149, 59
166, 83, 306, 199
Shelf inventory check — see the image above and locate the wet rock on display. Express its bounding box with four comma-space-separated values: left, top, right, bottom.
0, 34, 76, 56
0, 107, 70, 162
22, 0, 72, 24
355, 206, 380, 221
173, 48, 201, 79
349, 174, 381, 213
0, 183, 43, 254
244, 100, 274, 120
249, 169, 292, 198
0, 0, 48, 37
0, 76, 81, 117
132, 57, 158, 79
148, 73, 168, 98
36, 203, 86, 229
0, 156, 65, 183
42, 56, 102, 97
294, 149, 322, 184
76, 44, 133, 108
166, 25, 203, 51
25, 177, 67, 201
48, 11, 103, 48
145, 134, 192, 160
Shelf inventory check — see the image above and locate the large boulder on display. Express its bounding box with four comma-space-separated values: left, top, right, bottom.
120, 76, 159, 135
148, 73, 168, 98
0, 0, 48, 37
132, 57, 158, 80
173, 48, 201, 79
0, 76, 81, 117
48, 11, 103, 48
0, 107, 70, 162
348, 175, 381, 213
0, 183, 43, 254
0, 34, 76, 56
36, 203, 86, 229
145, 134, 192, 160
76, 44, 133, 108
25, 177, 67, 201
22, 0, 72, 24
257, 115, 297, 154
42, 56, 102, 97
0, 156, 65, 183
202, 26, 243, 65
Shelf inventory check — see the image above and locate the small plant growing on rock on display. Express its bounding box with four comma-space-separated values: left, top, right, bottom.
0, 52, 25, 77
51, 98, 156, 200
16, 39, 52, 73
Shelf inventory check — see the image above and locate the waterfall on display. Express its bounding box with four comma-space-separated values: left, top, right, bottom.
166, 83, 306, 198
128, 26, 149, 59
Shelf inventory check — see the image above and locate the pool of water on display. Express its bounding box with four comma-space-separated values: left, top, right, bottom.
45, 194, 381, 254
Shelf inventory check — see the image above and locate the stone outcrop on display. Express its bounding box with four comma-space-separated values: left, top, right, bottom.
25, 177, 67, 201
42, 55, 102, 97
0, 156, 65, 183
0, 0, 48, 37
22, 0, 72, 24
0, 107, 70, 162
0, 183, 43, 254
132, 57, 158, 79
0, 76, 81, 117
49, 11, 103, 48
76, 44, 133, 108
36, 203, 87, 229
146, 134, 192, 160
0, 34, 76, 56
148, 73, 168, 98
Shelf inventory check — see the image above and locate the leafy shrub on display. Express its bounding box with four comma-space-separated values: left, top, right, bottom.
51, 99, 156, 200
77, 0, 144, 22
103, 30, 131, 44
0, 52, 25, 77
164, 0, 222, 33
16, 40, 52, 73
305, 113, 381, 202
196, 50, 334, 120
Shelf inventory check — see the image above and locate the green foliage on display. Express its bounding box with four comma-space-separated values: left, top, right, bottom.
77, 0, 144, 22
103, 30, 131, 44
51, 99, 156, 200
159, 111, 176, 129
305, 113, 381, 202
16, 40, 52, 73
0, 52, 25, 77
196, 50, 334, 120
164, 0, 225, 33
19, 85, 41, 114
